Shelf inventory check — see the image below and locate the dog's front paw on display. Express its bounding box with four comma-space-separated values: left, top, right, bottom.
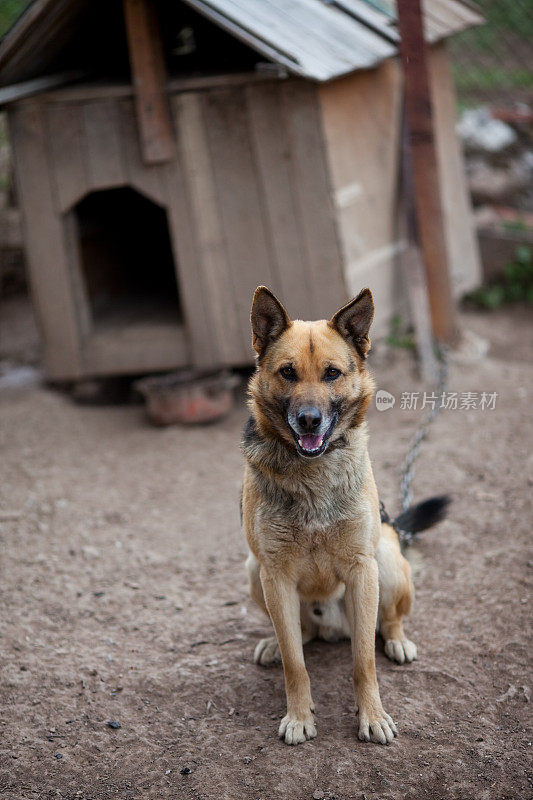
357, 707, 398, 744
384, 638, 417, 664
278, 712, 317, 745
253, 636, 281, 666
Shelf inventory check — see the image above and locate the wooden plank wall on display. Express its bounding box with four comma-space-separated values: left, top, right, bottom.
8, 104, 83, 378
429, 41, 481, 294
318, 60, 405, 335
171, 79, 346, 359
319, 47, 480, 335
9, 78, 347, 376
10, 95, 198, 378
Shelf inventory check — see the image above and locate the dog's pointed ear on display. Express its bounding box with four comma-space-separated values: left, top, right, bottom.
251, 286, 291, 357
329, 288, 374, 358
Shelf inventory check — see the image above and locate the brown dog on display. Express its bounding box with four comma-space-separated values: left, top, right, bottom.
241, 286, 425, 746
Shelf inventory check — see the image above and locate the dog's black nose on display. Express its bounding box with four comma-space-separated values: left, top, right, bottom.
297, 406, 322, 432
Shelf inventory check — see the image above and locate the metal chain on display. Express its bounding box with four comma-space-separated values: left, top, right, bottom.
399, 345, 449, 513
379, 345, 448, 548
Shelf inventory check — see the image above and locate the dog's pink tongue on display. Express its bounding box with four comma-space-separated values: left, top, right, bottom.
299, 433, 323, 451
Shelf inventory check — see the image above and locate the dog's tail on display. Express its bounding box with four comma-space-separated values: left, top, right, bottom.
391, 495, 451, 544
393, 495, 451, 533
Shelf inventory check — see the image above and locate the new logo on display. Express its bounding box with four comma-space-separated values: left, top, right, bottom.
375, 390, 395, 411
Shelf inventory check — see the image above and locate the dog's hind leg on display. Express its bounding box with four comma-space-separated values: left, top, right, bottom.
376, 525, 418, 664
247, 551, 282, 665
254, 613, 317, 667
247, 551, 269, 616
246, 552, 317, 666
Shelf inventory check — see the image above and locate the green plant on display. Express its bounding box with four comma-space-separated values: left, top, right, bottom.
449, 0, 533, 101
466, 245, 533, 308
502, 220, 529, 232
0, 1, 31, 38
386, 314, 415, 349
453, 66, 533, 94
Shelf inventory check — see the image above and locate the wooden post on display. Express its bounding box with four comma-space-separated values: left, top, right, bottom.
123, 0, 175, 164
398, 108, 440, 384
396, 0, 457, 345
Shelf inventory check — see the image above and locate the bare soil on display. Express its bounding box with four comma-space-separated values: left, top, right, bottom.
0, 306, 531, 800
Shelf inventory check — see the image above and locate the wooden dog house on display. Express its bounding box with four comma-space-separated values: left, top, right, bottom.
0, 0, 482, 380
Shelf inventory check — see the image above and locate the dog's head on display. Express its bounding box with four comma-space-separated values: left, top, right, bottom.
249, 287, 375, 458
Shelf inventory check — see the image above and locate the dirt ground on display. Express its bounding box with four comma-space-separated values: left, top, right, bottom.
0, 305, 531, 800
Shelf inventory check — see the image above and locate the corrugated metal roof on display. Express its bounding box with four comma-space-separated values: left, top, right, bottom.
180, 0, 396, 80
334, 0, 484, 45
180, 0, 483, 81
0, 0, 483, 88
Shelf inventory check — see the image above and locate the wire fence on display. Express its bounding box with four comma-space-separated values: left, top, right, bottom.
448, 0, 533, 108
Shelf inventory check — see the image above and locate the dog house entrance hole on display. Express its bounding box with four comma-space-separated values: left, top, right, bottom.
74, 187, 182, 329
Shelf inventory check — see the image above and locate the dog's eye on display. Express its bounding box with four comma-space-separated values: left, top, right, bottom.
279, 366, 297, 381
324, 367, 342, 381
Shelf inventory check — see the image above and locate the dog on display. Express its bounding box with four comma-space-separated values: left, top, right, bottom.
241, 286, 448, 745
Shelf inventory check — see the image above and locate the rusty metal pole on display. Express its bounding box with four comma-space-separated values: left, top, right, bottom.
396, 0, 458, 345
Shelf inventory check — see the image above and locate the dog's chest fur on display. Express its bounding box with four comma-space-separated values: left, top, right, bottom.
242, 416, 370, 532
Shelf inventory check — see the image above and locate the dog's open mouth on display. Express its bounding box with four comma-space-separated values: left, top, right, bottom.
290, 415, 337, 459
297, 433, 326, 457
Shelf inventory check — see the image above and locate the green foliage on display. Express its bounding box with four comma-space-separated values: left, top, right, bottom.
466, 245, 533, 309
449, 0, 532, 97
453, 66, 533, 93
386, 315, 415, 350
502, 220, 528, 233
454, 0, 533, 48
0, 0, 31, 38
